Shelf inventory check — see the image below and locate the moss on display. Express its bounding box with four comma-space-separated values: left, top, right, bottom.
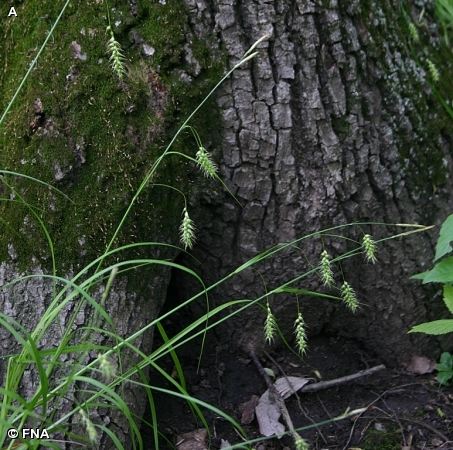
363, 425, 401, 450
0, 1, 226, 274
357, 0, 453, 195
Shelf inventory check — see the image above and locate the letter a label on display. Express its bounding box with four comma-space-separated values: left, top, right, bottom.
8, 7, 17, 17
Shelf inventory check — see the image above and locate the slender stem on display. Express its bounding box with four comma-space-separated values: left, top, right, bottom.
0, 0, 72, 127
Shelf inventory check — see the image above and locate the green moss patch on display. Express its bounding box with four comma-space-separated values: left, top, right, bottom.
0, 1, 225, 272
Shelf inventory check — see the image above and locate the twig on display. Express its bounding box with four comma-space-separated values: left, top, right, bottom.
375, 393, 407, 447
342, 383, 433, 450
300, 364, 385, 393
399, 417, 450, 443
264, 351, 328, 444
249, 349, 304, 445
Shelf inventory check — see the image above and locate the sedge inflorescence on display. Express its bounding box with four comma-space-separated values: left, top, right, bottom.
106, 26, 126, 78
362, 234, 377, 263
79, 409, 98, 444
264, 304, 277, 344
320, 250, 334, 286
196, 146, 218, 178
294, 313, 307, 354
179, 207, 196, 250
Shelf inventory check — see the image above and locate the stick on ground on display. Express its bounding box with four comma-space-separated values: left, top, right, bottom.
300, 364, 386, 393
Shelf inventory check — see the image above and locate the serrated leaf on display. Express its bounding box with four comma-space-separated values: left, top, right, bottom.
437, 363, 451, 372
410, 271, 429, 280
408, 319, 453, 335
435, 214, 453, 261
439, 352, 453, 366
443, 285, 453, 315
422, 257, 453, 284
436, 370, 452, 386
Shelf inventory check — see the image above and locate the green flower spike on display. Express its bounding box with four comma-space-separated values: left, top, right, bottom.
294, 313, 308, 354
196, 146, 218, 178
264, 305, 277, 344
106, 26, 126, 78
362, 234, 377, 264
341, 282, 359, 313
179, 207, 196, 250
320, 250, 334, 286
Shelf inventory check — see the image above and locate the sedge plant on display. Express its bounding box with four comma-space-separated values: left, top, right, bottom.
0, 4, 436, 450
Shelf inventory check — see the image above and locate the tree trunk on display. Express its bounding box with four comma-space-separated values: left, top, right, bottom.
1, 0, 453, 448
173, 0, 453, 365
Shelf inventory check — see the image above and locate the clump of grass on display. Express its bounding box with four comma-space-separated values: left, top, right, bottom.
0, 4, 437, 448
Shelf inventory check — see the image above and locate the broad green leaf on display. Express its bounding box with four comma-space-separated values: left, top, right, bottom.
422, 257, 453, 284
437, 370, 452, 386
408, 319, 453, 335
437, 362, 451, 372
435, 213, 453, 261
439, 351, 453, 366
443, 285, 453, 315
410, 271, 428, 280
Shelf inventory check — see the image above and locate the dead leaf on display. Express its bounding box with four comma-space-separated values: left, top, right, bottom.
255, 376, 309, 437
219, 439, 231, 449
70, 41, 87, 61
176, 428, 207, 450
239, 395, 259, 424
274, 376, 309, 399
255, 390, 285, 437
406, 356, 436, 375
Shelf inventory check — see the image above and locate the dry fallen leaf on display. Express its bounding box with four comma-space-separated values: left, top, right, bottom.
274, 376, 309, 399
255, 376, 310, 437
176, 428, 207, 450
239, 395, 259, 424
406, 355, 436, 375
70, 41, 87, 61
255, 389, 285, 437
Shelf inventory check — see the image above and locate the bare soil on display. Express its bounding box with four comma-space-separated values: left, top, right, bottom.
144, 330, 453, 450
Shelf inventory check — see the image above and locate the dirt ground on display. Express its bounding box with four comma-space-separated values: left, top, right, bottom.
144, 330, 453, 450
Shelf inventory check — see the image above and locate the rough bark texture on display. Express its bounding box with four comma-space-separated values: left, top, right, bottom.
0, 262, 169, 447
0, 1, 188, 448
1, 0, 453, 448
173, 0, 453, 365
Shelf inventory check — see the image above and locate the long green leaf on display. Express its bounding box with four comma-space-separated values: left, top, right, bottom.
408, 319, 453, 335
422, 257, 453, 284
443, 285, 453, 315
435, 213, 453, 261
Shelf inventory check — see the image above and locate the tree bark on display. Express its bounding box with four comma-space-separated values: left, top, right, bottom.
174, 0, 453, 365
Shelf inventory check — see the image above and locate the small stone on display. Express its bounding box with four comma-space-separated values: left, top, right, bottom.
142, 44, 155, 57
